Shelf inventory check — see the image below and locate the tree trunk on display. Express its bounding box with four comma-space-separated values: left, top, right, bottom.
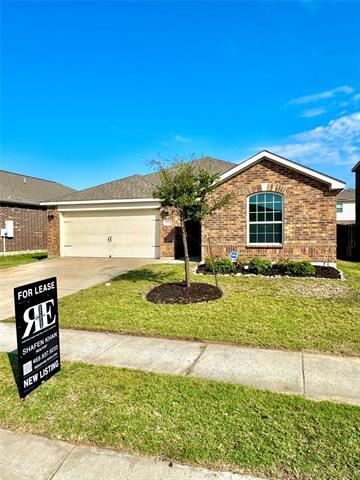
181, 219, 191, 288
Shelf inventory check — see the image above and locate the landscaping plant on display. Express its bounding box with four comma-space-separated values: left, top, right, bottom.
248, 257, 272, 274
280, 259, 316, 277
152, 157, 231, 287
205, 256, 236, 274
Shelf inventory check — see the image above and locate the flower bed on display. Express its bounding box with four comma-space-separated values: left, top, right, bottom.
197, 257, 342, 279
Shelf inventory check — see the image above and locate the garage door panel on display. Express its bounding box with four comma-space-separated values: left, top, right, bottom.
62, 210, 159, 258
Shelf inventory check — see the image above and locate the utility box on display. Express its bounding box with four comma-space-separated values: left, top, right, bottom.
5, 220, 14, 237
1, 220, 14, 238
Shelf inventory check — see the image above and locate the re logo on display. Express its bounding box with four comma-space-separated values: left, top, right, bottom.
22, 299, 56, 339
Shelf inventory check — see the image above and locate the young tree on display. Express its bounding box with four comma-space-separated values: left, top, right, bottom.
152, 158, 232, 288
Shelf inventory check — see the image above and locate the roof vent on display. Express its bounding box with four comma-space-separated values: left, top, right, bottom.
23, 177, 27, 184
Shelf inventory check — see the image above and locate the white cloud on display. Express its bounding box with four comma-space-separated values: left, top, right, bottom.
289, 85, 354, 105
174, 134, 190, 143
354, 93, 360, 102
270, 112, 360, 166
300, 107, 326, 118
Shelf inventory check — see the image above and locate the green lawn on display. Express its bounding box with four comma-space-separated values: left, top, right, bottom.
1, 354, 359, 480
0, 252, 47, 269
57, 260, 360, 356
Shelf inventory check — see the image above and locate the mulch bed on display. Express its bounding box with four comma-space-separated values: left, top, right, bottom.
146, 282, 223, 304
197, 264, 342, 279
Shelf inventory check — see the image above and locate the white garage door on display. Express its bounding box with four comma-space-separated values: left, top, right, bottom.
62, 210, 159, 258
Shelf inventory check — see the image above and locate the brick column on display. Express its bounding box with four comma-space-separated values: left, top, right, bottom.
47, 208, 60, 257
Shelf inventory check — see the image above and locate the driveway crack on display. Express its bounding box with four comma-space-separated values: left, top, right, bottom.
301, 352, 306, 397
183, 344, 207, 376
49, 445, 76, 479
86, 336, 124, 363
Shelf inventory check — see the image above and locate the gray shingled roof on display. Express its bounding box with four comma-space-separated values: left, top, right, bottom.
337, 188, 355, 202
0, 170, 76, 206
45, 157, 236, 203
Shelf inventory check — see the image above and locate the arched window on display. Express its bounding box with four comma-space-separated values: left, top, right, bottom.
248, 192, 283, 245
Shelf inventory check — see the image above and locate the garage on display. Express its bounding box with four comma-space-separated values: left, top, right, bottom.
62, 209, 160, 258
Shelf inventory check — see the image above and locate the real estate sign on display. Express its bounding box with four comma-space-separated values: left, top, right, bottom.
14, 277, 60, 398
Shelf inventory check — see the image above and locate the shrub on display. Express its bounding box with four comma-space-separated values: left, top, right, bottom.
234, 257, 248, 269
282, 259, 316, 277
248, 257, 272, 274
205, 257, 236, 274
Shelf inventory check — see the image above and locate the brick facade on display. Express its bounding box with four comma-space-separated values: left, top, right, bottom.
47, 208, 60, 256
0, 203, 47, 253
159, 159, 339, 263
159, 209, 180, 258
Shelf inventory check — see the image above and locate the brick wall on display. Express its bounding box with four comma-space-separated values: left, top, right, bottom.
0, 203, 47, 253
202, 159, 339, 263
159, 208, 180, 258
47, 208, 60, 256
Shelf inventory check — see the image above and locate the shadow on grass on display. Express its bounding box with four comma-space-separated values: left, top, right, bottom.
113, 268, 174, 284
7, 349, 22, 397
33, 254, 47, 261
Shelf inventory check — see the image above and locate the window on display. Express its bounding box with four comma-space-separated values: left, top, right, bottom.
248, 192, 283, 245
336, 202, 343, 213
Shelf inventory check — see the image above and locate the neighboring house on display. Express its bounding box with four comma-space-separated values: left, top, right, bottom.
43, 151, 345, 265
0, 170, 75, 254
352, 161, 360, 260
336, 188, 355, 224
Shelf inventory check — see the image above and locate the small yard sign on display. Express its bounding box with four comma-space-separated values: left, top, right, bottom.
229, 251, 238, 261
14, 277, 60, 398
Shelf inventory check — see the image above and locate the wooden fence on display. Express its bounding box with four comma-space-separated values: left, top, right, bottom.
337, 224, 358, 260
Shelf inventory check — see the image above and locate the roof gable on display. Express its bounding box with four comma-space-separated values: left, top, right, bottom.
337, 188, 355, 202
217, 151, 345, 191
352, 161, 360, 172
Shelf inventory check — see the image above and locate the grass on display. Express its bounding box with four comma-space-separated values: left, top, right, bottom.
1, 354, 359, 480
56, 260, 360, 356
0, 252, 47, 269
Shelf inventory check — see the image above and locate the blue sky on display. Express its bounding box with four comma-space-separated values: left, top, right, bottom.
1, 0, 359, 189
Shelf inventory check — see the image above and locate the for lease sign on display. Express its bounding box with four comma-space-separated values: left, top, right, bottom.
14, 277, 60, 398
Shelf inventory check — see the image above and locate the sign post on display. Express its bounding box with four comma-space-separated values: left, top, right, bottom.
229, 250, 238, 261
14, 277, 61, 398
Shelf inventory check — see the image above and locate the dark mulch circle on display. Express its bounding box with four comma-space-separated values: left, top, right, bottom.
146, 282, 223, 304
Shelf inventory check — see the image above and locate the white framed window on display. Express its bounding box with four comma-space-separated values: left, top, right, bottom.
247, 192, 283, 246
336, 202, 343, 213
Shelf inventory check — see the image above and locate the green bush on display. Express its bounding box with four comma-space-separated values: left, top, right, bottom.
234, 257, 248, 269
282, 259, 316, 277
248, 257, 272, 274
205, 257, 236, 274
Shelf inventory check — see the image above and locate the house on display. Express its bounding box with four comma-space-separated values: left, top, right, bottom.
0, 170, 75, 254
336, 188, 355, 224
352, 161, 360, 260
42, 151, 345, 265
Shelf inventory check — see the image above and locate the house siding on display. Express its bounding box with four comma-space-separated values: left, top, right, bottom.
201, 159, 338, 263
0, 203, 47, 253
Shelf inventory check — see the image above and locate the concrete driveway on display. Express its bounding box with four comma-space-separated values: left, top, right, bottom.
0, 257, 158, 320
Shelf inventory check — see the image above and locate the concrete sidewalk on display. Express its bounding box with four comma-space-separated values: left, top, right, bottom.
1, 322, 359, 405
0, 429, 261, 480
